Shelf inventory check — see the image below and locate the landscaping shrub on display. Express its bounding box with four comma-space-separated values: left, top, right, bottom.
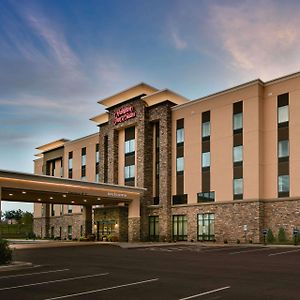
278, 227, 287, 243
0, 239, 12, 265
267, 229, 275, 244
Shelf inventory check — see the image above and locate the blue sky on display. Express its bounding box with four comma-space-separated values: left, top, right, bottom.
1, 0, 300, 212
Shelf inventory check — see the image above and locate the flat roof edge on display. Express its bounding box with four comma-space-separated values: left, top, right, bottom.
0, 169, 146, 193
172, 79, 263, 111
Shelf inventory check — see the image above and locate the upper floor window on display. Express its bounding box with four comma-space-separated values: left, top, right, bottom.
68, 152, 73, 169
278, 105, 289, 124
233, 178, 243, 196
125, 165, 135, 179
233, 113, 243, 131
278, 140, 289, 158
96, 144, 99, 163
125, 139, 135, 154
81, 147, 86, 166
67, 205, 73, 214
202, 152, 210, 168
176, 128, 184, 144
233, 145, 243, 163
202, 122, 210, 138
176, 157, 184, 172
278, 175, 289, 193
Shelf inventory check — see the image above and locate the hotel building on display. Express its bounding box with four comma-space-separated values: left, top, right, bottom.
33, 72, 300, 243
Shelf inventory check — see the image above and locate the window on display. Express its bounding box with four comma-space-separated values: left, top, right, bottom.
176, 157, 184, 172
96, 144, 100, 163
202, 152, 210, 168
67, 205, 73, 214
278, 140, 289, 158
95, 173, 100, 182
51, 204, 55, 216
278, 175, 289, 193
233, 178, 243, 195
125, 165, 135, 179
125, 139, 135, 154
202, 121, 210, 138
197, 191, 215, 202
233, 145, 243, 163
68, 226, 72, 240
278, 105, 289, 124
176, 128, 184, 144
149, 216, 159, 241
198, 213, 215, 241
81, 147, 86, 166
233, 113, 243, 131
68, 152, 73, 179
172, 194, 187, 205
173, 215, 187, 241
60, 205, 64, 216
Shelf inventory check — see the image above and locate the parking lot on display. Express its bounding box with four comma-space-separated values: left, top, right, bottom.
1, 243, 300, 299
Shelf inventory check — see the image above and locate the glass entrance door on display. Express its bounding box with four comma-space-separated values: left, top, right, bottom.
198, 213, 215, 241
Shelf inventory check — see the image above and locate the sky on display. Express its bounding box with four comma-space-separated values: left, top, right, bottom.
1, 0, 300, 212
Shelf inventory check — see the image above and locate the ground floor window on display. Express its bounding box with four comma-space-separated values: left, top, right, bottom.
96, 220, 116, 240
51, 226, 54, 239
173, 215, 187, 241
68, 225, 72, 240
149, 216, 159, 241
198, 213, 215, 241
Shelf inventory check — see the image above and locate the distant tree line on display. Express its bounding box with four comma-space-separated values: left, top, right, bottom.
1, 209, 33, 225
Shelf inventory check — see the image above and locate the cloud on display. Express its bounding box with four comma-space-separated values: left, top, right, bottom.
208, 1, 300, 80
170, 29, 187, 50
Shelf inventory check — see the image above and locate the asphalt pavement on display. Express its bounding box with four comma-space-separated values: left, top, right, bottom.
0, 243, 300, 299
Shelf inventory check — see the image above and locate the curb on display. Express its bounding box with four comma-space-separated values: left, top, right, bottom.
0, 261, 33, 272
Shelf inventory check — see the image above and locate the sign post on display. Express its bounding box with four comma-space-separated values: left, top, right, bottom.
293, 228, 299, 245
262, 229, 268, 245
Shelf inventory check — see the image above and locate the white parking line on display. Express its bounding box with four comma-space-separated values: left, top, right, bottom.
269, 249, 300, 256
0, 272, 109, 291
229, 248, 270, 255
201, 247, 236, 253
0, 269, 69, 280
178, 286, 231, 300
43, 278, 159, 300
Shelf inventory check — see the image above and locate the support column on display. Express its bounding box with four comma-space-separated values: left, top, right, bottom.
83, 205, 93, 237
44, 204, 50, 238
128, 197, 141, 242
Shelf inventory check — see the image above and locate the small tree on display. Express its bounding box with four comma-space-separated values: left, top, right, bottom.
0, 239, 12, 265
267, 229, 275, 244
20, 212, 33, 225
278, 227, 287, 243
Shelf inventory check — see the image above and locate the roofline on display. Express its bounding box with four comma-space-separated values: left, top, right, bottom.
264, 70, 300, 86
141, 88, 190, 101
64, 132, 99, 146
172, 79, 263, 111
0, 169, 146, 193
97, 82, 158, 105
36, 139, 70, 151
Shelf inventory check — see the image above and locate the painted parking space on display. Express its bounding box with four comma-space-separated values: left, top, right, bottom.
5, 244, 300, 299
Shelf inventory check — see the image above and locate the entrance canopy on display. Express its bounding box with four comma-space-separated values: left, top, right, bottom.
0, 170, 145, 206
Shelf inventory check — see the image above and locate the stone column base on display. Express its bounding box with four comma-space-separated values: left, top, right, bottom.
128, 217, 140, 242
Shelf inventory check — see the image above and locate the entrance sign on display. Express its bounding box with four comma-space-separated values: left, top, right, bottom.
114, 106, 136, 125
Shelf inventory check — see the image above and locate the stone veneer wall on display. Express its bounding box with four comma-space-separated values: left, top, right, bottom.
263, 198, 300, 241
149, 198, 300, 243
94, 206, 128, 242
33, 213, 83, 239
128, 217, 140, 242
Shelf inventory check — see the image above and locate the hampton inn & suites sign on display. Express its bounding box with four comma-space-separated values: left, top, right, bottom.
113, 106, 136, 125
